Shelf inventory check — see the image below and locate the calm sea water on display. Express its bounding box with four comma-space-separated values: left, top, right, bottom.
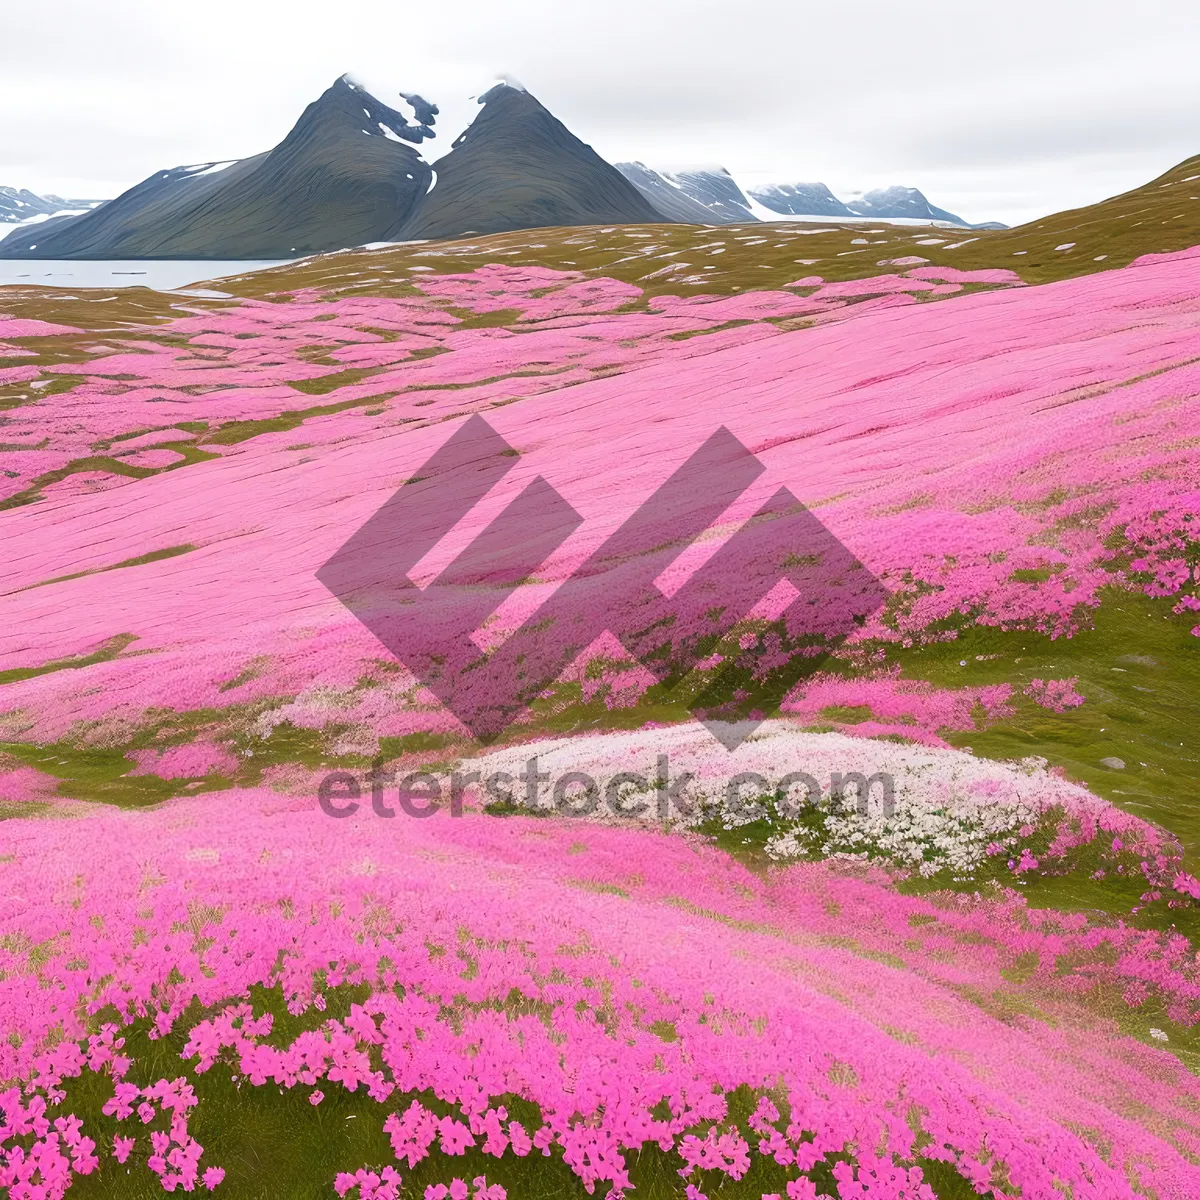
0, 259, 292, 294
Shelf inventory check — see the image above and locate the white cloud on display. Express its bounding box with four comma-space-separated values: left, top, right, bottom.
1, 0, 1198, 226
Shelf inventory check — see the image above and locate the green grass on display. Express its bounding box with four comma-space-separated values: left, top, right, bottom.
887, 589, 1200, 855
6, 544, 196, 594
288, 366, 387, 396
0, 633, 139, 685
202, 394, 396, 446
0, 738, 224, 807
0, 455, 158, 510
0, 444, 222, 509
0, 707, 369, 807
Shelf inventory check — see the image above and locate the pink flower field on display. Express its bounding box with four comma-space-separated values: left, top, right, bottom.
3, 240, 1200, 1198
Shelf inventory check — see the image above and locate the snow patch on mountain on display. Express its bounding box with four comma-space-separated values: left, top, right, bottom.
183, 161, 238, 178
340, 74, 435, 144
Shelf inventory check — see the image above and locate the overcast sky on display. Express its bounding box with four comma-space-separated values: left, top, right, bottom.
2, 0, 1198, 227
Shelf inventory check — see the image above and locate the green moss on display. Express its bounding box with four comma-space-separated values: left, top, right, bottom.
1009, 566, 1058, 583
444, 306, 524, 329
666, 319, 754, 341
377, 731, 455, 760
287, 366, 385, 396
0, 455, 156, 510
819, 704, 874, 724
0, 633, 138, 685
11, 544, 196, 594
231, 721, 356, 784
204, 394, 395, 445
0, 737, 221, 808
0, 800, 52, 821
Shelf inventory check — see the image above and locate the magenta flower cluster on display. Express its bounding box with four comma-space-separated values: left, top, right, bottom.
3, 249, 1199, 768
2, 789, 1200, 1198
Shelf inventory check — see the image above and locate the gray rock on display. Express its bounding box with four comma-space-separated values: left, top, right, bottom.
1099, 756, 1126, 770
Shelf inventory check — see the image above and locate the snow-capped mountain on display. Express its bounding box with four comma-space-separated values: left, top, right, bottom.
3, 79, 1007, 256
1, 76, 437, 259
747, 182, 854, 219
616, 163, 757, 224
4, 77, 664, 258
842, 185, 968, 226
395, 82, 663, 240
0, 188, 106, 244
842, 186, 1009, 229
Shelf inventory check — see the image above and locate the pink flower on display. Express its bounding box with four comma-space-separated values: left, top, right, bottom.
1013, 848, 1040, 874
508, 1121, 532, 1157
438, 1117, 475, 1156
1173, 873, 1200, 900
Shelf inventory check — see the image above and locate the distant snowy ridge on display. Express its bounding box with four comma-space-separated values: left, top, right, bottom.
616, 162, 757, 224
621, 164, 1002, 228
843, 185, 967, 225
1, 185, 105, 227
747, 181, 854, 218
754, 180, 1005, 229
0, 76, 440, 259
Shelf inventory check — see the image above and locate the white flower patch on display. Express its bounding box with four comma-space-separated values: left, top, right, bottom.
466, 720, 1122, 877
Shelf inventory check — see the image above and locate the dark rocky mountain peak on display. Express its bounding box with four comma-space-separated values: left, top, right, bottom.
395, 80, 666, 240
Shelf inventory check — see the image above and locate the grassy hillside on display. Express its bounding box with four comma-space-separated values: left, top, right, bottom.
1, 151, 1198, 334
3, 150, 1200, 1200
